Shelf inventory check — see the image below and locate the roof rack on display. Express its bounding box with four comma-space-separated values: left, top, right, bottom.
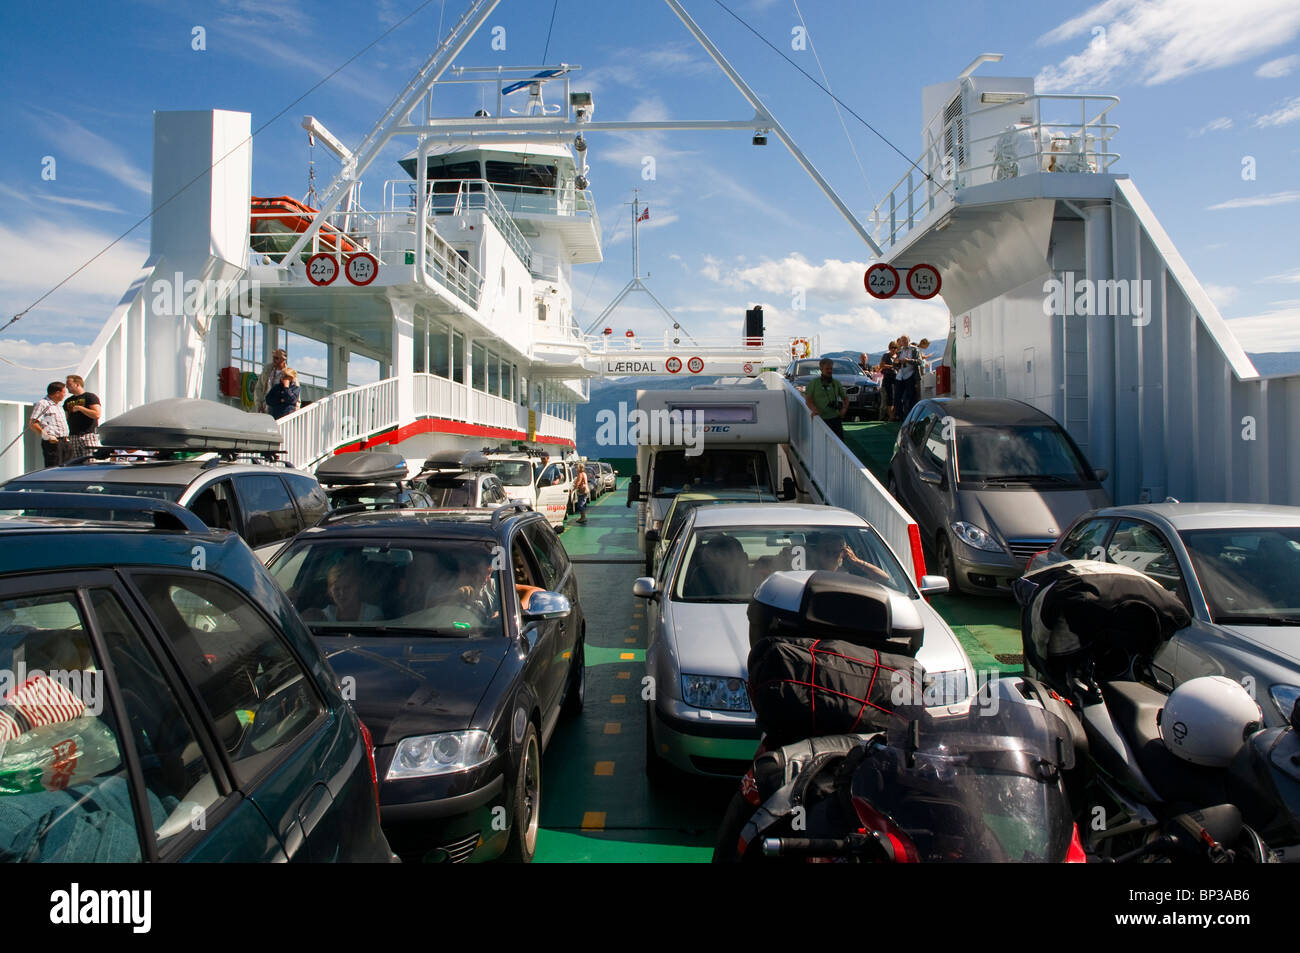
420, 448, 493, 472
490, 500, 532, 525
0, 491, 210, 533
99, 398, 283, 453
315, 450, 410, 486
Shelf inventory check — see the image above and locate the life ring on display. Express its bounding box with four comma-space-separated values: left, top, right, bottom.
790, 338, 811, 359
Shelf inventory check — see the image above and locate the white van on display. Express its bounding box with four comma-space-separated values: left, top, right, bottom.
625, 387, 799, 561
480, 446, 572, 529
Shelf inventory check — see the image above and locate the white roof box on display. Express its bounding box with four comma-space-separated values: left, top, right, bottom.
99, 398, 283, 452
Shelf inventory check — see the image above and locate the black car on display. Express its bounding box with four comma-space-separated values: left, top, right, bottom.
0, 492, 393, 862
784, 357, 880, 420
266, 504, 585, 862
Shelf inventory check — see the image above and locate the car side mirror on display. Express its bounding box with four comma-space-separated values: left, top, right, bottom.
918, 469, 942, 486
1093, 468, 1109, 482
782, 477, 797, 501
626, 474, 642, 508
632, 577, 659, 600
645, 528, 660, 543
522, 590, 571, 622
919, 575, 950, 596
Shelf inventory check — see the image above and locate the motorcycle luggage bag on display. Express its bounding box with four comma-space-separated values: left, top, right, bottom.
747, 571, 923, 657
748, 637, 926, 747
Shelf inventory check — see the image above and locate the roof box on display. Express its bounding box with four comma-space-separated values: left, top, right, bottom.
315, 450, 409, 486
421, 448, 492, 472
99, 398, 283, 452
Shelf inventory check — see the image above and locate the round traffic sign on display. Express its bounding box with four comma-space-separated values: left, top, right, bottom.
687, 356, 704, 374
906, 263, 942, 299
864, 263, 900, 299
666, 356, 682, 374
743, 362, 755, 375
307, 252, 339, 286
345, 252, 379, 286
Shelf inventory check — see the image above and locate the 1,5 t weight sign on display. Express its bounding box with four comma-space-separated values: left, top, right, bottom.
864, 263, 900, 299
346, 252, 379, 286
906, 264, 941, 299
307, 253, 339, 286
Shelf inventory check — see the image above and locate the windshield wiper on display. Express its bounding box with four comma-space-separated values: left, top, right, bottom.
309, 624, 480, 637
1215, 614, 1300, 626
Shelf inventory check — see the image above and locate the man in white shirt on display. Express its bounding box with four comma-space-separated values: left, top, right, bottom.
894, 335, 923, 419
28, 381, 70, 468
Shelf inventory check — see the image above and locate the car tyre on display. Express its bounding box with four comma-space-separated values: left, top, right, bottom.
502, 721, 541, 863
562, 630, 585, 716
936, 533, 964, 596
885, 471, 899, 500
644, 704, 672, 786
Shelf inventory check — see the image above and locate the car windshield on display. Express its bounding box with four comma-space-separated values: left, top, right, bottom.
417, 477, 475, 506
491, 461, 534, 487
794, 360, 858, 377
269, 538, 505, 637
5, 481, 183, 502
953, 426, 1092, 485
1180, 527, 1300, 624
651, 450, 771, 496
672, 525, 913, 603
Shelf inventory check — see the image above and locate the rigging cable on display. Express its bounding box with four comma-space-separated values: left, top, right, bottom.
541, 0, 560, 64
1, 0, 446, 339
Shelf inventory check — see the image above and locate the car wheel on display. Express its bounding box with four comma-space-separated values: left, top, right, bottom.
644, 703, 672, 786
885, 471, 899, 499
937, 533, 964, 596
562, 630, 585, 716
502, 722, 541, 863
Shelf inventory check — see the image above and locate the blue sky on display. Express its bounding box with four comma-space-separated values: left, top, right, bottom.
1, 0, 1298, 400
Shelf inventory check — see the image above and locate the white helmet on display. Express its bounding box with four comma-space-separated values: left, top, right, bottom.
1159, 676, 1261, 767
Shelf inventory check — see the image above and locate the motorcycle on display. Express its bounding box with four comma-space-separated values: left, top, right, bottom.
1014, 559, 1299, 863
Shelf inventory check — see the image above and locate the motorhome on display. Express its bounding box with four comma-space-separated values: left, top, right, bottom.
624, 388, 798, 560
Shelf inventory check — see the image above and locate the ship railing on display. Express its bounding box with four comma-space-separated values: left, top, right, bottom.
588, 333, 814, 356
277, 377, 400, 469
380, 178, 535, 272
872, 93, 1120, 250
771, 374, 924, 584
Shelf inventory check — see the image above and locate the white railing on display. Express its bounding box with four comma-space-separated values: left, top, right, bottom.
872, 93, 1120, 250
278, 377, 400, 469
414, 373, 469, 422
536, 411, 570, 438
770, 374, 925, 583
471, 389, 520, 430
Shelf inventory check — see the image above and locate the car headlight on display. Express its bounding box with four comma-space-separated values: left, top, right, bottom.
951, 521, 1004, 553
1269, 684, 1300, 722
386, 730, 497, 780
681, 674, 751, 712
924, 670, 970, 707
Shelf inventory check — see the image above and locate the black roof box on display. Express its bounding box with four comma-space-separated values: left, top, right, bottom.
99, 398, 282, 452
315, 450, 410, 486
421, 448, 491, 471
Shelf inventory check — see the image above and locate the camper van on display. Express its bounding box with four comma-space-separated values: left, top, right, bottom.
625, 388, 798, 567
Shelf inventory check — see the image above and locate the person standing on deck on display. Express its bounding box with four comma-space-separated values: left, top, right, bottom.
29, 381, 70, 469
63, 375, 102, 461
254, 348, 288, 414
573, 464, 590, 524
879, 342, 898, 421
265, 368, 301, 420
894, 335, 922, 420
805, 357, 848, 440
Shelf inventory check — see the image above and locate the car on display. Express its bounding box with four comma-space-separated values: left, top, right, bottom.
583, 462, 603, 500
266, 505, 586, 862
316, 449, 435, 513
0, 490, 392, 862
886, 397, 1111, 596
645, 489, 779, 578
2, 397, 330, 562
413, 449, 514, 511
784, 357, 880, 421
1026, 502, 1300, 727
634, 503, 974, 780
599, 462, 616, 493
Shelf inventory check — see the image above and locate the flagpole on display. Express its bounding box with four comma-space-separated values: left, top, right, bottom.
632, 189, 640, 280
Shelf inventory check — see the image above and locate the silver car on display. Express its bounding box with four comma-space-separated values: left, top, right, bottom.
1028, 503, 1300, 726
634, 503, 976, 779
887, 397, 1110, 596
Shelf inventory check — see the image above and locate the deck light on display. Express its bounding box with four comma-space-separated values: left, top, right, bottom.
752, 130, 768, 146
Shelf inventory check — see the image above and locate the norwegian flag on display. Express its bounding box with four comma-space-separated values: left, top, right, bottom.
636, 206, 650, 223
0, 675, 87, 741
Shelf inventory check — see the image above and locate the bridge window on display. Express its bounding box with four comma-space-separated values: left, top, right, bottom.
486, 160, 556, 195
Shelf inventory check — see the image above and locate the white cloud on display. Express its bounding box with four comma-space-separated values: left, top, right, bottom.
1256, 54, 1300, 78
1207, 190, 1300, 209
1225, 307, 1300, 350
1191, 116, 1233, 136
29, 110, 151, 196
1202, 283, 1238, 307
1036, 0, 1300, 90
1264, 268, 1300, 283
1254, 95, 1300, 128
0, 339, 87, 402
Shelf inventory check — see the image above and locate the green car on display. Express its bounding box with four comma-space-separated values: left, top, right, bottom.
645, 490, 778, 578
0, 491, 393, 863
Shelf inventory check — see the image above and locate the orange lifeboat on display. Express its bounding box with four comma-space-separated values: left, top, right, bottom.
250, 195, 359, 261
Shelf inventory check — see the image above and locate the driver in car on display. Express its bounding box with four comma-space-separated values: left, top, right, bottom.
309, 559, 382, 622
808, 531, 892, 584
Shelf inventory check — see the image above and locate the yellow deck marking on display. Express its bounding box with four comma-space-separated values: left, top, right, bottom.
593, 761, 615, 776
611, 694, 626, 704
619, 652, 635, 659
582, 811, 607, 830
624, 637, 637, 644
603, 722, 621, 734
628, 624, 639, 630
616, 671, 630, 679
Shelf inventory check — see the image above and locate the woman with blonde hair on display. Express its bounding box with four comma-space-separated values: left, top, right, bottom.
265, 366, 301, 419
